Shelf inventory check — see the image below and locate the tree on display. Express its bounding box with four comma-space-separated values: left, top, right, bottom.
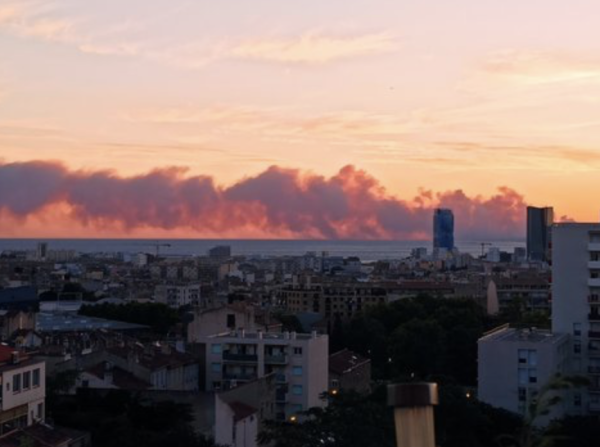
389, 319, 447, 378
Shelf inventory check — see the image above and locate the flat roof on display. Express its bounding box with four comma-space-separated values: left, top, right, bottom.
36, 312, 148, 332
480, 327, 567, 345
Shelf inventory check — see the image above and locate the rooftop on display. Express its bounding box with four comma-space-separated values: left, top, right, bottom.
36, 312, 148, 332
210, 330, 323, 341
480, 326, 567, 345
329, 349, 370, 375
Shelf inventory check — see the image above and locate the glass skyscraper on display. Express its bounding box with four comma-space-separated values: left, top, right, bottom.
433, 208, 454, 250
527, 206, 554, 262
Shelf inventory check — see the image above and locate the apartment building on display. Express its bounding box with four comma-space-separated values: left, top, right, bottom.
552, 223, 600, 414
154, 283, 201, 308
478, 223, 600, 419
478, 326, 570, 419
0, 347, 45, 436
187, 304, 257, 343
486, 275, 551, 313
281, 279, 387, 322
205, 331, 328, 420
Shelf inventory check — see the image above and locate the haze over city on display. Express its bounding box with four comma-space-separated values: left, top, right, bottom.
1, 0, 599, 238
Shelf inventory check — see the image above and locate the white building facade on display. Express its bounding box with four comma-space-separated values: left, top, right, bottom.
0, 356, 46, 435
205, 331, 328, 420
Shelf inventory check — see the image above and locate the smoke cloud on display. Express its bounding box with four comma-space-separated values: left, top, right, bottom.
0, 161, 528, 239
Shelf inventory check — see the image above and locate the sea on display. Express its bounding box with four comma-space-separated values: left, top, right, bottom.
0, 239, 526, 262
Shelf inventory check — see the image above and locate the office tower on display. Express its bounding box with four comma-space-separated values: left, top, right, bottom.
527, 207, 554, 262
433, 209, 454, 250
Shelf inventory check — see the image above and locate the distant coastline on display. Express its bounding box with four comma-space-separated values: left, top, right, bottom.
0, 238, 526, 261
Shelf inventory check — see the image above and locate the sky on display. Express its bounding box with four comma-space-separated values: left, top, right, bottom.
0, 0, 599, 239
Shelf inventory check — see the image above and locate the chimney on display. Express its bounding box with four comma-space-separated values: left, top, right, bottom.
311, 330, 318, 339
11, 351, 20, 364
291, 332, 297, 340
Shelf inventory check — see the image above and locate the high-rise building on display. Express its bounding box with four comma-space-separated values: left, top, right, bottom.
527, 207, 554, 262
552, 223, 600, 414
433, 209, 454, 250
478, 223, 600, 419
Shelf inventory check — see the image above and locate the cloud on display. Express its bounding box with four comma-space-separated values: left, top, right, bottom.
0, 160, 530, 239
481, 50, 600, 86
0, 2, 396, 68
230, 31, 397, 64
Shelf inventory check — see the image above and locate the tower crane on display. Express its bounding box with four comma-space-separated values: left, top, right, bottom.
480, 242, 492, 258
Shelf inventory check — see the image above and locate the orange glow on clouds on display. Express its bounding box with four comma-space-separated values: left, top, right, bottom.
0, 161, 527, 239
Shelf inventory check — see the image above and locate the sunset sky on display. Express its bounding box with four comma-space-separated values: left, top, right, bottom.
1, 0, 599, 238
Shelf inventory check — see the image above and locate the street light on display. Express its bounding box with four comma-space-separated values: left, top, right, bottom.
388, 382, 439, 447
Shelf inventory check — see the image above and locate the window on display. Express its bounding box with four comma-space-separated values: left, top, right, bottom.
13, 374, 21, 393
32, 369, 40, 387
528, 350, 537, 367
518, 368, 528, 385
518, 350, 528, 364
293, 347, 303, 356
518, 349, 537, 366
574, 393, 582, 407
518, 387, 527, 402
574, 341, 582, 354
37, 403, 43, 419
211, 363, 222, 373
211, 344, 222, 354
293, 404, 303, 413
23, 371, 30, 389
529, 369, 538, 384
573, 323, 582, 337
292, 366, 303, 376
292, 385, 303, 395
227, 314, 236, 329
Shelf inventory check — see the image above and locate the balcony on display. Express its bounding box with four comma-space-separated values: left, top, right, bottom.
590, 261, 600, 270
223, 372, 258, 381
223, 352, 258, 363
589, 279, 600, 288
590, 331, 600, 339
275, 390, 288, 403
588, 243, 600, 252
588, 366, 600, 374
265, 355, 288, 365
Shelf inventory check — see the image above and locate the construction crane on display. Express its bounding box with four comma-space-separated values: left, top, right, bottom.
480, 242, 492, 258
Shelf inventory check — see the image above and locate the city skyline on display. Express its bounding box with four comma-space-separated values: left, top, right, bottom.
1, 0, 599, 238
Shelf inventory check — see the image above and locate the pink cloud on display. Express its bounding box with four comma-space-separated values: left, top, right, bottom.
0, 160, 529, 239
